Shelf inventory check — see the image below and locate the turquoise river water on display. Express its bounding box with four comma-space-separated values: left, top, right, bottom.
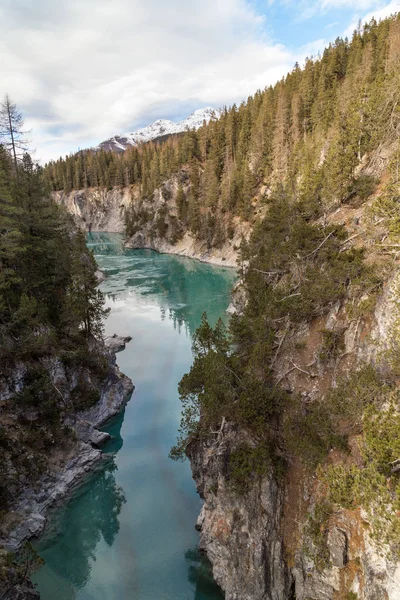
32, 232, 236, 600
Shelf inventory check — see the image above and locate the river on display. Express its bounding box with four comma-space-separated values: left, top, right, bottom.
32, 232, 236, 600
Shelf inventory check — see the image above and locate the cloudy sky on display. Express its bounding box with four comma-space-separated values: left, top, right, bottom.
1, 0, 400, 162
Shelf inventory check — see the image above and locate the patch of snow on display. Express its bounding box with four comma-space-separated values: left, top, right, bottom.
98, 107, 222, 152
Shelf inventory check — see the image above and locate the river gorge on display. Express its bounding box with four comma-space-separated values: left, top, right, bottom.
32, 233, 235, 600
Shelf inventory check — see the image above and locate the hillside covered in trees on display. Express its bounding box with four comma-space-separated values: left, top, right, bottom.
0, 122, 133, 597
45, 16, 400, 249
37, 13, 400, 599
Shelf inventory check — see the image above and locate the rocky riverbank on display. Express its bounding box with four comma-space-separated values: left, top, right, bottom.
53, 183, 250, 269
125, 230, 239, 268
186, 256, 400, 599
0, 346, 133, 554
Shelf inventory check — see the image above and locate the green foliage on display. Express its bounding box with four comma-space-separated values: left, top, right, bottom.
321, 383, 400, 554
176, 184, 187, 221
125, 204, 151, 237
285, 366, 384, 468
62, 230, 110, 339
318, 329, 345, 363
15, 366, 60, 423
0, 149, 109, 360
303, 499, 333, 571
71, 381, 101, 412
227, 442, 272, 494
2, 542, 44, 586
155, 206, 169, 238
241, 192, 372, 326
172, 189, 377, 487
61, 346, 109, 377
348, 175, 377, 202
283, 394, 347, 468
327, 365, 384, 427
43, 15, 400, 245
0, 139, 110, 518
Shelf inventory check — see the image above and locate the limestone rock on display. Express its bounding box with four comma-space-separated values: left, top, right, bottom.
90, 429, 111, 448
78, 364, 134, 427
327, 527, 348, 568
96, 269, 106, 283
0, 343, 134, 553
74, 420, 111, 447
188, 424, 292, 600
104, 333, 132, 353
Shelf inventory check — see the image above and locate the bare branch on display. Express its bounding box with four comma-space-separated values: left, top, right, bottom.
302, 230, 335, 260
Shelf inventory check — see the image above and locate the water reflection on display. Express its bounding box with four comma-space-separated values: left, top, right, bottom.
34, 233, 233, 600
185, 549, 224, 600
33, 457, 125, 595
88, 232, 236, 335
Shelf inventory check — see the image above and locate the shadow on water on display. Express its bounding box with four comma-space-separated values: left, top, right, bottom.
185, 549, 225, 600
33, 417, 126, 596
33, 232, 234, 599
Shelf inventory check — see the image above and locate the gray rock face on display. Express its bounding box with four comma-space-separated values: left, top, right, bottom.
53, 188, 131, 233
0, 343, 134, 554
188, 424, 292, 600
89, 429, 111, 447
95, 269, 106, 283
327, 527, 347, 568
104, 334, 132, 353
78, 363, 134, 426
74, 420, 111, 447
226, 281, 247, 315
53, 183, 247, 268
189, 425, 400, 600
2, 442, 102, 551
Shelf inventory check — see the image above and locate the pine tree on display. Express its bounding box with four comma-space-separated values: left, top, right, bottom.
0, 145, 23, 321
0, 95, 29, 177
176, 184, 187, 221
64, 230, 109, 339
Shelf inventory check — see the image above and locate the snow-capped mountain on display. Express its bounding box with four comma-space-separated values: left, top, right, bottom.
97, 107, 222, 152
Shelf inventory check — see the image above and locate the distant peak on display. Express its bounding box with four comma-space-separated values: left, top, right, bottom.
97, 107, 222, 153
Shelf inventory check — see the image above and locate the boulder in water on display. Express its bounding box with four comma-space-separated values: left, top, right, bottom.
104, 334, 132, 353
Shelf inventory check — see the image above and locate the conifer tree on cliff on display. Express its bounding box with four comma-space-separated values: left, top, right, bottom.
63, 229, 110, 339
0, 145, 22, 320
0, 94, 29, 177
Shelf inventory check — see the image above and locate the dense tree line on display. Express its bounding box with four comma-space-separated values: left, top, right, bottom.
170, 187, 377, 467
44, 15, 400, 245
0, 129, 110, 520
169, 13, 400, 564
0, 145, 107, 363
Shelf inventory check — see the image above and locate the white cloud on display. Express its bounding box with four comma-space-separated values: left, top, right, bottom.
4, 0, 397, 162
0, 0, 295, 162
344, 0, 400, 36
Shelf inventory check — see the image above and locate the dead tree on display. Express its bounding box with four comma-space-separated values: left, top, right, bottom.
0, 94, 30, 177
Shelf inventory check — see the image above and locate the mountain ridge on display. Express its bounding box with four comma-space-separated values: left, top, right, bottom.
97, 106, 222, 152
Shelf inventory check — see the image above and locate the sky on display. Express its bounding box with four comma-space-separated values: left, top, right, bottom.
1, 0, 400, 163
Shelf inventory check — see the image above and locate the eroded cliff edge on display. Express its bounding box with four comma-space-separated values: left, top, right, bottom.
185, 201, 400, 600
53, 177, 250, 268
0, 338, 133, 598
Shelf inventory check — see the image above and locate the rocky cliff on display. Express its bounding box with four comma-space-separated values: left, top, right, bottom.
53, 187, 131, 233
189, 424, 292, 600
0, 337, 133, 598
54, 176, 251, 267
0, 340, 133, 551
187, 194, 400, 600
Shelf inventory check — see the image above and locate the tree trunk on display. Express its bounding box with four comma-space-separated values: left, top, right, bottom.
7, 99, 18, 178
